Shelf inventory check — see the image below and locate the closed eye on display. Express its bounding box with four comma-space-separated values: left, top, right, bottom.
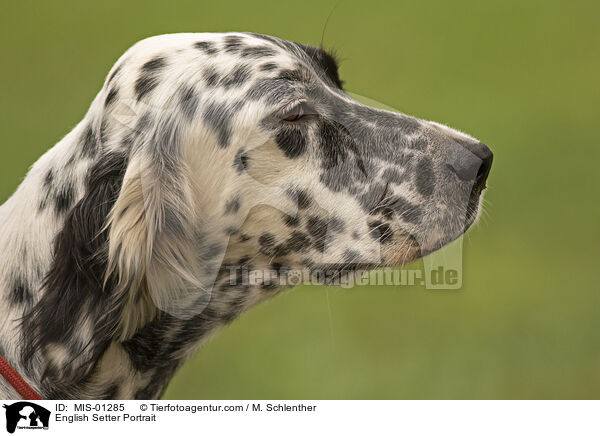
281, 102, 311, 122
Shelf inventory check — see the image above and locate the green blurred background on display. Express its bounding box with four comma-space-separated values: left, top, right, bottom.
1, 0, 598, 399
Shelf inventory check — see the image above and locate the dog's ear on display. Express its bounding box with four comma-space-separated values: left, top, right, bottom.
23, 111, 224, 391
106, 112, 222, 340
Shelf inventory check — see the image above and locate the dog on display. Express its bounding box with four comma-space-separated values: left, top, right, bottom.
0, 32, 492, 399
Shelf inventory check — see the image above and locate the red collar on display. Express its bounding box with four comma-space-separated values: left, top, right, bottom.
0, 354, 42, 400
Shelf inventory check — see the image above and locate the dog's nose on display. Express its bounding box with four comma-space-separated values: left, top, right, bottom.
447, 142, 493, 191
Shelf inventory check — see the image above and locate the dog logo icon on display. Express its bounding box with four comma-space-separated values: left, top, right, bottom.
2, 402, 50, 433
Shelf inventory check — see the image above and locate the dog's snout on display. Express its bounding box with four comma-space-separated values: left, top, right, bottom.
447, 142, 493, 190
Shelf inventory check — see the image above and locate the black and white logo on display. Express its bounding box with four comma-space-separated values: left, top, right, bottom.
3, 402, 50, 434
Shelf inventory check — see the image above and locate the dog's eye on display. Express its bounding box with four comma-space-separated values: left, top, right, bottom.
282, 103, 306, 121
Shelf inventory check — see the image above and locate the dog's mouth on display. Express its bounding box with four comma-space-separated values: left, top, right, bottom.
316, 262, 378, 273
305, 262, 379, 285
379, 233, 424, 266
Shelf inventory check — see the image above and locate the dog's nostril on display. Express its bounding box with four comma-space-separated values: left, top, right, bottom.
474, 142, 493, 189
448, 142, 493, 190
447, 160, 479, 182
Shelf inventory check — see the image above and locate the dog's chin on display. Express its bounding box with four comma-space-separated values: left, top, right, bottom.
381, 236, 454, 266
380, 193, 487, 267
380, 235, 423, 266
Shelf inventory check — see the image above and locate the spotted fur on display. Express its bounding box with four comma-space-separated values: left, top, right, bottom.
0, 32, 492, 399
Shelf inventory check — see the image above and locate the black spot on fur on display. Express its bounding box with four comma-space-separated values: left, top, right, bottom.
179, 85, 199, 120
233, 148, 249, 172
307, 216, 328, 238
306, 216, 328, 252
104, 87, 118, 107
274, 243, 291, 257
203, 67, 220, 87
239, 234, 251, 243
202, 102, 235, 148
134, 57, 166, 102
275, 127, 307, 158
54, 183, 75, 215
283, 213, 300, 227
193, 41, 218, 55
415, 157, 435, 197
134, 75, 158, 101
389, 196, 423, 224
319, 119, 349, 170
241, 46, 277, 58
329, 217, 345, 233
296, 191, 311, 209
277, 69, 304, 82
223, 35, 244, 53
41, 175, 77, 216
224, 196, 241, 215
142, 57, 166, 72
367, 184, 397, 220
259, 62, 278, 71
261, 279, 278, 291
44, 170, 54, 188
259, 233, 293, 257
80, 125, 98, 158
369, 221, 394, 244
222, 64, 251, 88
286, 231, 311, 252
360, 183, 388, 215
10, 276, 33, 306
343, 249, 361, 263
271, 262, 287, 273
312, 240, 326, 253
287, 189, 311, 210
259, 233, 276, 247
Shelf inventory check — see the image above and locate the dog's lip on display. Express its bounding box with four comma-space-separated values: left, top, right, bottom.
315, 262, 379, 273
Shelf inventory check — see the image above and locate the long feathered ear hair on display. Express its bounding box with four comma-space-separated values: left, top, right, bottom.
23, 101, 223, 395
106, 110, 220, 340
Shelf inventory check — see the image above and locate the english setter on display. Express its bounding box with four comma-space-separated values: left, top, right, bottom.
0, 32, 492, 399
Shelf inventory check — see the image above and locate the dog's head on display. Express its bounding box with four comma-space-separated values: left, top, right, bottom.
99, 32, 493, 320
25, 33, 492, 388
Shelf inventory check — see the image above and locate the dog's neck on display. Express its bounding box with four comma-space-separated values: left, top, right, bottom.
0, 124, 271, 399
0, 126, 85, 398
